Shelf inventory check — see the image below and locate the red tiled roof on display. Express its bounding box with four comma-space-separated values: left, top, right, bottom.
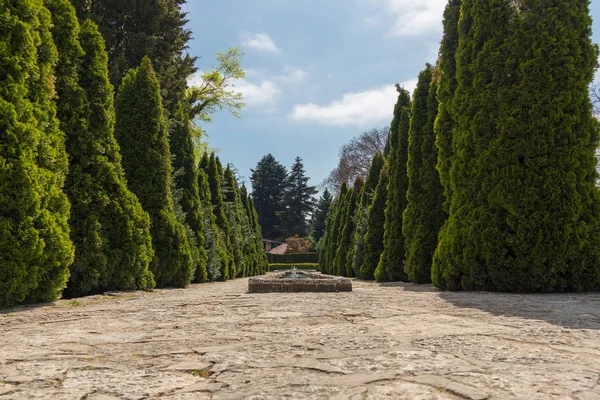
269, 243, 288, 255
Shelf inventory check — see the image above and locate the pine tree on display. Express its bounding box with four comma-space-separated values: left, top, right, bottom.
376, 86, 411, 282
250, 154, 288, 240
205, 153, 233, 280
51, 9, 155, 296
362, 166, 388, 281
114, 57, 193, 288
403, 66, 445, 284
435, 0, 461, 213
335, 177, 363, 277
0, 0, 74, 307
311, 188, 333, 244
170, 105, 208, 282
198, 169, 226, 281
352, 153, 385, 278
278, 157, 318, 238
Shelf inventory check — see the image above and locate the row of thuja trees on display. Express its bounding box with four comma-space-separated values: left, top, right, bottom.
320, 0, 600, 292
1, 0, 266, 308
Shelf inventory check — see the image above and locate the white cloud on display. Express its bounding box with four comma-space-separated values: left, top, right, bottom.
243, 33, 281, 53
291, 80, 417, 127
363, 0, 446, 36
235, 79, 281, 109
278, 67, 308, 85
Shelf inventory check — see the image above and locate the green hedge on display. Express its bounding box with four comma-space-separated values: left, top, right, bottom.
268, 263, 320, 271
266, 252, 318, 264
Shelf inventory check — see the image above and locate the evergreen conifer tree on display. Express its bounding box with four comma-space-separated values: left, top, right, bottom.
114, 57, 193, 288
403, 66, 445, 284
435, 0, 461, 213
0, 0, 74, 307
323, 183, 348, 274
71, 0, 196, 114
376, 86, 411, 282
250, 154, 288, 240
352, 153, 385, 278
278, 157, 318, 238
223, 165, 245, 277
362, 166, 388, 281
198, 169, 226, 281
170, 105, 208, 282
433, 0, 600, 292
205, 153, 233, 280
311, 189, 333, 244
50, 8, 155, 296
335, 177, 363, 277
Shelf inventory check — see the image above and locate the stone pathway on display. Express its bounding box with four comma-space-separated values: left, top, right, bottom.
0, 277, 599, 399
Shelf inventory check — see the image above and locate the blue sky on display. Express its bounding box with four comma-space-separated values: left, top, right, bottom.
183, 0, 600, 192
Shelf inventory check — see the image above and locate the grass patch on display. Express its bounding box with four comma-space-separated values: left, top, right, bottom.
268, 263, 319, 271
189, 368, 213, 378
66, 300, 82, 307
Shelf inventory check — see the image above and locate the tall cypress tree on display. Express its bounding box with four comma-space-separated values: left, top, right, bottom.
376, 86, 411, 282
311, 189, 333, 244
335, 177, 363, 277
223, 165, 245, 277
361, 166, 388, 281
170, 105, 208, 282
114, 57, 193, 288
205, 153, 233, 280
198, 169, 226, 281
248, 193, 269, 275
486, 0, 599, 291
352, 153, 385, 277
323, 183, 348, 275
403, 66, 445, 284
0, 0, 74, 307
435, 0, 461, 213
50, 6, 155, 297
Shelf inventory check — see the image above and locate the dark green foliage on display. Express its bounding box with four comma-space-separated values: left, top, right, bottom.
403, 67, 445, 284
310, 188, 333, 244
52, 11, 155, 297
362, 166, 388, 281
266, 253, 319, 264
278, 157, 318, 238
114, 57, 193, 288
170, 105, 208, 282
240, 184, 262, 276
247, 193, 269, 275
376, 86, 411, 282
223, 165, 245, 277
435, 0, 461, 213
0, 0, 74, 307
198, 169, 226, 281
205, 153, 233, 280
335, 177, 363, 277
250, 154, 288, 240
322, 183, 348, 275
433, 0, 600, 292
71, 0, 195, 114
352, 153, 385, 277
269, 263, 319, 271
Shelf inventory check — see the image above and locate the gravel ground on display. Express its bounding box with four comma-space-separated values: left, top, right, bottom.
1, 275, 599, 399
